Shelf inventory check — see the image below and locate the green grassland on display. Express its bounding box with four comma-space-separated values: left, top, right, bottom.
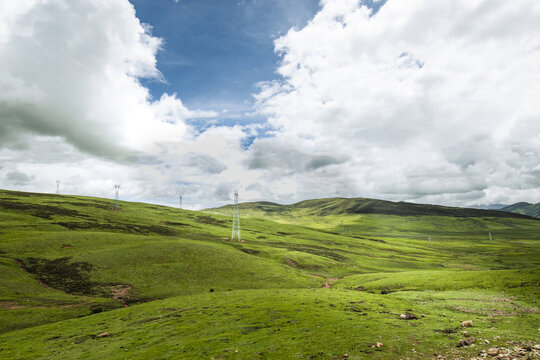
0, 190, 539, 359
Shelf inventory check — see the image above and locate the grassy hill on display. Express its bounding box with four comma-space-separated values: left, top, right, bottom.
205, 197, 536, 223
501, 202, 540, 218
0, 189, 539, 359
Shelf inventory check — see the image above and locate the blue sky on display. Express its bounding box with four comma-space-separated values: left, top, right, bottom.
129, 0, 387, 151
130, 0, 386, 121
130, 0, 321, 118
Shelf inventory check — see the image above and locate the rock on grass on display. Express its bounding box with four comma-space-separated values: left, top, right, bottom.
457, 337, 476, 347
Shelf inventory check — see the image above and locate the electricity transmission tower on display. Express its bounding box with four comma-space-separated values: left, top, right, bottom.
179, 194, 182, 209
114, 184, 120, 210
231, 190, 241, 242
56, 180, 60, 194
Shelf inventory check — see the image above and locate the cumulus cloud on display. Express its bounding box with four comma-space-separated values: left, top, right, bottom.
0, 0, 215, 160
254, 0, 540, 206
182, 153, 227, 174
247, 138, 348, 172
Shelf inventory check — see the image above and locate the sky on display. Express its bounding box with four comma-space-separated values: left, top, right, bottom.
0, 0, 539, 210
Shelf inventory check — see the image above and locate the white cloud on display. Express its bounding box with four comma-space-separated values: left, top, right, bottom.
253, 0, 540, 206
0, 0, 216, 159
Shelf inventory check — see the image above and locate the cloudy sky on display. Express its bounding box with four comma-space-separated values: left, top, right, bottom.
1, 0, 539, 209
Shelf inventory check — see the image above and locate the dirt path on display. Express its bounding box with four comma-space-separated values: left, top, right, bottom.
307, 273, 340, 288
322, 278, 339, 288
0, 301, 25, 309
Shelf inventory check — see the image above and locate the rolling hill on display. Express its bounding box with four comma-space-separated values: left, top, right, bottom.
0, 189, 539, 359
206, 197, 536, 219
501, 202, 540, 218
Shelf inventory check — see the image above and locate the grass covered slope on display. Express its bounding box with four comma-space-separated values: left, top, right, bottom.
206, 197, 537, 219
0, 189, 539, 359
502, 201, 540, 218
1, 287, 538, 359
0, 190, 320, 332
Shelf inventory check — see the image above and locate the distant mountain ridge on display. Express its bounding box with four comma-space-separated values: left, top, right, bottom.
469, 204, 508, 210
501, 202, 540, 218
209, 197, 538, 220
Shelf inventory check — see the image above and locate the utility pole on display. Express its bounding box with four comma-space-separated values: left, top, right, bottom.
179, 194, 182, 209
428, 235, 432, 246
489, 232, 492, 241
114, 184, 120, 210
56, 180, 60, 194
231, 190, 241, 242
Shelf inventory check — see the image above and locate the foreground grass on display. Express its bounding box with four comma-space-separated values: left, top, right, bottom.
0, 190, 539, 359
1, 288, 538, 360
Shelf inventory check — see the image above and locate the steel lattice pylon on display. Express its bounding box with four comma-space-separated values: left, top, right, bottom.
114, 184, 120, 210
231, 190, 241, 242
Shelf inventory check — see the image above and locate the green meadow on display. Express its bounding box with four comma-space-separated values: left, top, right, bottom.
0, 190, 538, 359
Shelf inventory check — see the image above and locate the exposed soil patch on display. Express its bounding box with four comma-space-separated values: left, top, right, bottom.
0, 301, 25, 309
195, 215, 228, 227
18, 257, 95, 294
139, 225, 176, 236
322, 278, 339, 289
436, 328, 458, 334
237, 247, 260, 255
0, 200, 87, 219
111, 285, 132, 307
286, 258, 298, 267
54, 221, 176, 236
17, 257, 137, 307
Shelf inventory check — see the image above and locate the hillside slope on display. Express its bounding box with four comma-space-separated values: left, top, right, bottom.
1, 283, 539, 360
207, 197, 537, 219
1, 189, 539, 359
501, 202, 540, 218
